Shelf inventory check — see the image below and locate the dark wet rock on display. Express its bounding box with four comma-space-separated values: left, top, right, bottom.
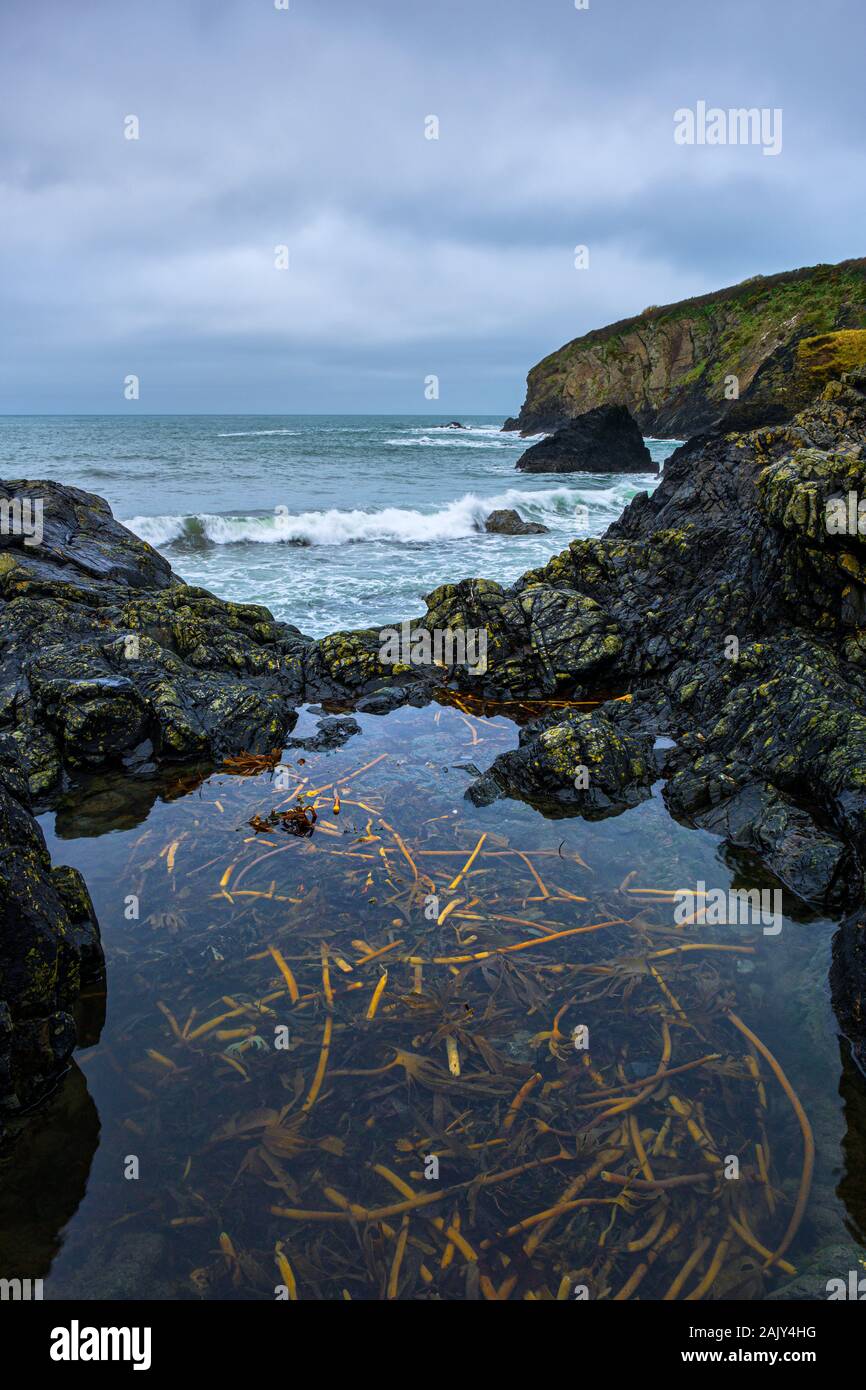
515, 405, 655, 475
0, 479, 312, 799
354, 686, 410, 714
0, 1065, 100, 1277
444, 421, 467, 429
666, 761, 858, 910
466, 708, 654, 817
306, 627, 431, 703
306, 621, 481, 705
831, 910, 866, 1073
289, 715, 361, 751
423, 578, 623, 697
0, 736, 103, 1126
484, 509, 550, 536
764, 1242, 866, 1300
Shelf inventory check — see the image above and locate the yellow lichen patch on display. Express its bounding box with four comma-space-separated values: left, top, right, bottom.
797, 329, 866, 383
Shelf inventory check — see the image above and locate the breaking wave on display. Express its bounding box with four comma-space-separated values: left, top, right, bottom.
216, 428, 299, 437
125, 478, 655, 552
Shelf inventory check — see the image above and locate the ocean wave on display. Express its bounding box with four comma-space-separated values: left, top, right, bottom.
404, 424, 545, 440
124, 484, 618, 551
385, 435, 517, 449
386, 425, 550, 447
216, 429, 299, 438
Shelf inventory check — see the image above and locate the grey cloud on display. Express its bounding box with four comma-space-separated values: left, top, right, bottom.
0, 0, 863, 412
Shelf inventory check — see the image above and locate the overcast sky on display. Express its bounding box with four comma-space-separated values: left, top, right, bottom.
1, 0, 864, 414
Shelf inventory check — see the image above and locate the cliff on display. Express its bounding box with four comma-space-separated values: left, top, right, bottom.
508, 256, 866, 438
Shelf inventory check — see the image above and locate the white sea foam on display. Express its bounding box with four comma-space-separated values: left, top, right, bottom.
124, 478, 654, 552
385, 425, 550, 448
403, 424, 547, 440
385, 435, 512, 449
216, 429, 299, 437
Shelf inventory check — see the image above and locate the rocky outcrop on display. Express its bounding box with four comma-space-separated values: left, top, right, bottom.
0, 480, 311, 800
466, 708, 655, 817
509, 257, 866, 438
515, 405, 654, 474
484, 509, 549, 535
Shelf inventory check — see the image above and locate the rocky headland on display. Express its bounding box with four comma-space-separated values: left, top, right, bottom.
505, 256, 866, 437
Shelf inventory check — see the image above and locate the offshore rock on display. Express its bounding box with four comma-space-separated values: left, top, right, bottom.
515, 405, 654, 474
483, 509, 550, 535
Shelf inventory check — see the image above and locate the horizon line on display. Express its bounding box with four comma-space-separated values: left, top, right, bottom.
0, 410, 511, 419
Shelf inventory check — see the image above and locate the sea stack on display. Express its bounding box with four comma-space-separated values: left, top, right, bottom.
515, 404, 656, 474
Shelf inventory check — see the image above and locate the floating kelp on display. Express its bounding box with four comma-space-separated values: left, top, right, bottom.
249, 803, 317, 837
38, 700, 821, 1301
222, 749, 284, 776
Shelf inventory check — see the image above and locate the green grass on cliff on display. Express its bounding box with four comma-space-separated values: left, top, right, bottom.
527, 257, 866, 405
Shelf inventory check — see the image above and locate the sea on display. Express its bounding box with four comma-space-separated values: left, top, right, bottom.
0, 414, 677, 635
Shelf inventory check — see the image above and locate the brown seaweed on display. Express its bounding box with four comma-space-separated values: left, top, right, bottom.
81, 700, 815, 1302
